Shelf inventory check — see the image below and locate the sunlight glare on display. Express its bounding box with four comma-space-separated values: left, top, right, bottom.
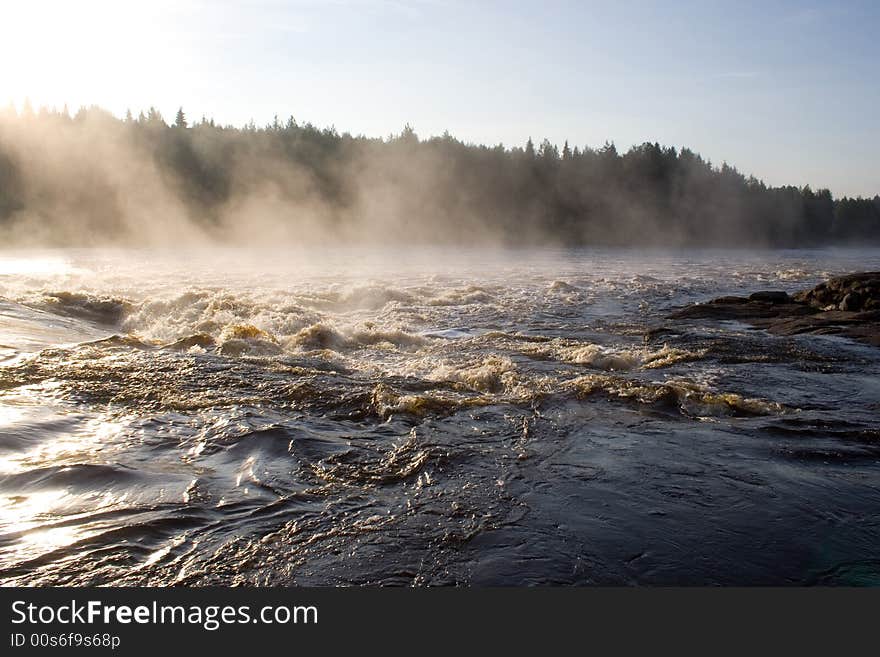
0, 0, 188, 110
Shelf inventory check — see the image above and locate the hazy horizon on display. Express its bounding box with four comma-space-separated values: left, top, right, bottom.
5, 100, 880, 204
2, 0, 877, 198
4, 103, 877, 249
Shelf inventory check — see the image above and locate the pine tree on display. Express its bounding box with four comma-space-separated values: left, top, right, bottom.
175, 107, 187, 128
147, 107, 164, 125
400, 123, 417, 143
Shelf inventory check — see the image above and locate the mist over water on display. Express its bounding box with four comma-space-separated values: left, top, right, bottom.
3, 108, 878, 249
2, 246, 880, 585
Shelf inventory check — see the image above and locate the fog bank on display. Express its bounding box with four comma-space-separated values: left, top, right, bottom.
1, 105, 878, 248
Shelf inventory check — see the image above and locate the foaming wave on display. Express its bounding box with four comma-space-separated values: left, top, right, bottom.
370, 383, 488, 419
287, 323, 429, 353
426, 286, 494, 306
25, 291, 132, 325
218, 324, 282, 356
120, 287, 431, 357
774, 268, 810, 281
548, 280, 579, 293
300, 285, 415, 311
568, 374, 786, 417
122, 289, 322, 344
524, 339, 704, 371
428, 355, 518, 393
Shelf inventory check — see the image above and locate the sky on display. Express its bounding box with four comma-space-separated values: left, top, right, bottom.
1, 0, 877, 197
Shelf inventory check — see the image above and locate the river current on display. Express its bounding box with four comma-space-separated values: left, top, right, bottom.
1, 247, 879, 585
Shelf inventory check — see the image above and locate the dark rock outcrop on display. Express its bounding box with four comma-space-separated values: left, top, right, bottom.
749, 291, 790, 304
671, 294, 815, 321
792, 272, 880, 312
669, 273, 880, 347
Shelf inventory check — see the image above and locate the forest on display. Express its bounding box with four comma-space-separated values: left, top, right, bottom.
0, 103, 878, 246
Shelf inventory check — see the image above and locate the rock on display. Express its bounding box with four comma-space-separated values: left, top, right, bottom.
839, 291, 862, 312
670, 296, 814, 321
793, 272, 880, 311
749, 291, 790, 304
758, 310, 880, 347
670, 272, 880, 347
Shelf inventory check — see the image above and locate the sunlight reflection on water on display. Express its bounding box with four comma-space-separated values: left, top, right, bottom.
0, 255, 73, 277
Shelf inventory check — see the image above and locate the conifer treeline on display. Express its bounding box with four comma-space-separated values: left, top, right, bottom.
0, 103, 877, 246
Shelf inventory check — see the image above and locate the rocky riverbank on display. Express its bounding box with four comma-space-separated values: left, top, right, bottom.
670, 272, 880, 346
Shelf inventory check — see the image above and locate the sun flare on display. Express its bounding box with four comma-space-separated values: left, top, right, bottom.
0, 0, 181, 111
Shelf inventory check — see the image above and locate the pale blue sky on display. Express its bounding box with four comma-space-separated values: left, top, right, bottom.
3, 0, 877, 196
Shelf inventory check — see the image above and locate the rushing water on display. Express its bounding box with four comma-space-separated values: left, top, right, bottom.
1, 247, 879, 586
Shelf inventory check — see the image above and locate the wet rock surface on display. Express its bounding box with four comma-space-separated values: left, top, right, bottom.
670, 272, 880, 346
792, 272, 880, 312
